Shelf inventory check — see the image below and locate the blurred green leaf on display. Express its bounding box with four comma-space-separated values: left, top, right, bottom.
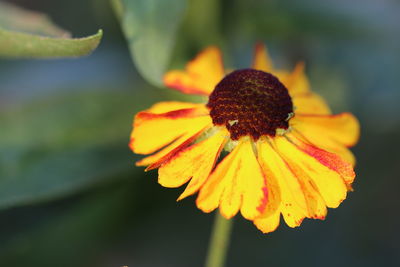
0, 28, 102, 58
113, 0, 187, 86
0, 91, 136, 209
0, 92, 135, 148
0, 1, 70, 37
0, 144, 130, 210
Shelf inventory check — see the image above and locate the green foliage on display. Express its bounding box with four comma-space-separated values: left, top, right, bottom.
112, 0, 187, 86
0, 91, 136, 209
0, 1, 102, 58
0, 28, 102, 58
0, 1, 70, 37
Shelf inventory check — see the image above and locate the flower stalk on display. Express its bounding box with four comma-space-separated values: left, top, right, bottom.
205, 212, 233, 267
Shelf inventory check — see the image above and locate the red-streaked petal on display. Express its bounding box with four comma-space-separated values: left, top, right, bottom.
275, 136, 350, 208
291, 129, 356, 166
268, 138, 328, 220
130, 106, 211, 154
256, 139, 308, 228
238, 140, 270, 220
288, 134, 355, 186
177, 130, 229, 200
157, 130, 227, 192
136, 128, 207, 169
163, 46, 225, 96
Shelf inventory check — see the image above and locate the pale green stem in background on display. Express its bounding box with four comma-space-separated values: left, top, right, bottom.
110, 0, 123, 20
205, 212, 234, 267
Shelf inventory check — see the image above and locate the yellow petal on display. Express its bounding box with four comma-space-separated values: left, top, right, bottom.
157, 129, 227, 191
254, 141, 282, 219
197, 139, 269, 220
272, 143, 328, 219
163, 46, 225, 96
291, 130, 356, 166
275, 136, 349, 208
136, 130, 203, 168
135, 103, 211, 167
288, 134, 356, 186
253, 210, 281, 234
252, 43, 273, 72
283, 62, 311, 96
238, 140, 270, 220
130, 106, 211, 154
145, 101, 205, 114
291, 112, 360, 147
292, 93, 331, 115
196, 141, 241, 215
177, 130, 229, 200
257, 139, 308, 228
261, 138, 327, 222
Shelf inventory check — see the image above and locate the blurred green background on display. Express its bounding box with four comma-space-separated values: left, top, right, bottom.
1, 0, 399, 266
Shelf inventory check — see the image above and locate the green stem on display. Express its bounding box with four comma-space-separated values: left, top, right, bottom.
110, 0, 123, 20
205, 212, 234, 267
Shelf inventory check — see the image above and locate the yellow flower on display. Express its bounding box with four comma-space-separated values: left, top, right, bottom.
129, 44, 360, 233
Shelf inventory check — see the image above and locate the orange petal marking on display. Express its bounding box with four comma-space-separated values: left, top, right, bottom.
135, 103, 211, 167
291, 129, 356, 166
238, 140, 270, 220
197, 139, 269, 220
269, 138, 327, 220
137, 128, 206, 170
157, 130, 227, 193
255, 139, 308, 228
163, 46, 225, 96
288, 134, 355, 186
177, 130, 229, 200
275, 136, 350, 208
130, 105, 211, 155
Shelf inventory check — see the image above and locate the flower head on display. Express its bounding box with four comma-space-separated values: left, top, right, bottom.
129, 44, 360, 233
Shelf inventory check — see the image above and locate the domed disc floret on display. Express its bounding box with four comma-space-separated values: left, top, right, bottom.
207, 69, 293, 140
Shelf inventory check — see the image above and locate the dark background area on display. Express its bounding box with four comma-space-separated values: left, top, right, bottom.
1, 0, 399, 266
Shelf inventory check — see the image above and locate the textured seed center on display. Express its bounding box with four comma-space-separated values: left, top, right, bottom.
207, 69, 293, 140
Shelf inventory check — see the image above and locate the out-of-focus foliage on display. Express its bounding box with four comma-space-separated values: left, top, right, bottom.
0, 91, 135, 209
0, 1, 102, 58
0, 1, 70, 37
112, 0, 186, 86
0, 28, 102, 58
